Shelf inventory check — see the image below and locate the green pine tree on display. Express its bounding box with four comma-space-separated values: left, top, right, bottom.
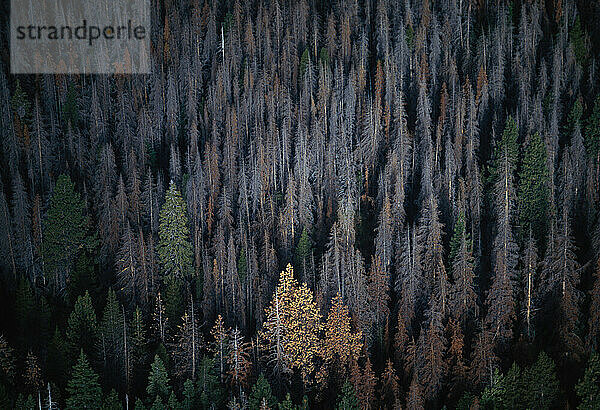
99, 288, 125, 388
182, 379, 195, 410
0, 383, 10, 409
146, 355, 170, 402
47, 327, 68, 388
164, 276, 184, 326
569, 100, 584, 130
197, 357, 224, 409
43, 175, 89, 292
249, 373, 276, 410
15, 393, 36, 409
167, 391, 179, 409
102, 389, 122, 410
237, 248, 248, 283
299, 48, 310, 77
10, 79, 31, 121
134, 398, 146, 410
62, 81, 79, 128
66, 350, 102, 410
570, 16, 588, 66
157, 181, 193, 280
66, 291, 98, 362
130, 306, 147, 393
503, 363, 525, 409
518, 132, 550, 242
586, 96, 600, 162
487, 116, 519, 191
279, 393, 297, 410
449, 211, 470, 265
481, 368, 507, 409
522, 352, 560, 409
294, 226, 313, 282
336, 380, 359, 410
576, 352, 600, 409
149, 396, 163, 410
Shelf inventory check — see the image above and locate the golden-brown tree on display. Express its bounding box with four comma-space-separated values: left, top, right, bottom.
260, 264, 323, 384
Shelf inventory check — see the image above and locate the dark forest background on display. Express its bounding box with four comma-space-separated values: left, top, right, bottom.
0, 0, 600, 408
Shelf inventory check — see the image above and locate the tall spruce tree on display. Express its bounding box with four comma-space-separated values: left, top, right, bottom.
43, 175, 89, 293
576, 352, 600, 409
65, 351, 102, 410
67, 291, 98, 363
146, 355, 170, 403
157, 181, 193, 280
518, 132, 549, 242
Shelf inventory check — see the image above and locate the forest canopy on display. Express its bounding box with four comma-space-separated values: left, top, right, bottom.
0, 0, 600, 408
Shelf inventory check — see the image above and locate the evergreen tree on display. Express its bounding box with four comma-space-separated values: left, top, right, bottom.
68, 250, 99, 306
66, 291, 98, 362
335, 380, 359, 410
102, 389, 122, 410
66, 351, 102, 410
576, 352, 600, 409
249, 373, 276, 410
130, 306, 147, 393
181, 379, 195, 410
164, 276, 184, 326
14, 275, 35, 347
294, 227, 313, 285
518, 132, 549, 242
98, 288, 125, 389
587, 96, 600, 162
157, 181, 193, 279
43, 175, 89, 293
146, 355, 170, 403
47, 327, 68, 387
522, 352, 560, 409
197, 357, 225, 409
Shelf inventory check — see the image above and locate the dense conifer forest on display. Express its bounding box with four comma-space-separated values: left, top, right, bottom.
1, 0, 600, 408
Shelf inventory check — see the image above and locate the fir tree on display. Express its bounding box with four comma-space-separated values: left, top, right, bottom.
66, 291, 98, 362
157, 181, 193, 280
43, 175, 89, 293
146, 355, 170, 403
47, 327, 68, 387
65, 351, 102, 410
102, 389, 122, 410
181, 379, 195, 410
335, 380, 359, 410
522, 352, 560, 409
294, 227, 313, 285
98, 288, 125, 389
249, 373, 277, 410
576, 352, 600, 409
197, 357, 225, 409
518, 132, 549, 242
